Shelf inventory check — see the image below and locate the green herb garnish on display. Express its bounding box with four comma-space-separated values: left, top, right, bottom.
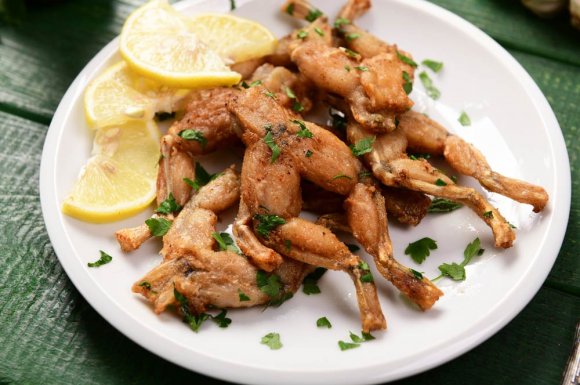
88, 250, 112, 267
155, 192, 181, 214
261, 333, 282, 350
305, 8, 323, 22
139, 281, 152, 290
435, 178, 447, 186
402, 71, 413, 95
404, 237, 437, 264
212, 232, 241, 254
305, 150, 313, 158
314, 27, 324, 36
338, 341, 360, 351
178, 129, 207, 148
286, 2, 295, 15
350, 136, 375, 156
263, 131, 281, 163
257, 270, 281, 297
346, 32, 360, 41
428, 198, 463, 213
297, 30, 308, 39
419, 71, 441, 100
458, 111, 471, 126
183, 162, 220, 192
302, 267, 327, 295
410, 268, 423, 280
238, 289, 250, 302
397, 51, 417, 68
334, 17, 350, 28
254, 214, 286, 238
342, 47, 360, 59
433, 238, 484, 282
316, 317, 332, 328
355, 65, 368, 72
422, 59, 443, 73
145, 218, 172, 237
358, 261, 373, 283
292, 120, 313, 138
483, 211, 493, 219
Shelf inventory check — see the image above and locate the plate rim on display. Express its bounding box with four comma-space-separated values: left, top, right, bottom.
39, 0, 572, 383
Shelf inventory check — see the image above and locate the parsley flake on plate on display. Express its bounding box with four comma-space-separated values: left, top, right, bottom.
145, 217, 172, 237
433, 238, 485, 282
302, 267, 327, 295
402, 71, 413, 95
350, 136, 375, 156
317, 317, 332, 328
88, 250, 112, 267
422, 59, 444, 73
419, 71, 441, 100
261, 332, 283, 350
428, 198, 463, 213
404, 237, 437, 264
458, 111, 471, 126
397, 51, 418, 68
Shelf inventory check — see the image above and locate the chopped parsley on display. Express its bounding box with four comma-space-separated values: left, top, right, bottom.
297, 30, 308, 39
428, 198, 463, 213
305, 8, 323, 22
331, 173, 353, 181
178, 129, 207, 148
346, 32, 360, 41
316, 317, 332, 328
285, 2, 295, 15
334, 17, 350, 28
339, 330, 375, 351
483, 211, 493, 219
404, 237, 437, 264
238, 289, 250, 302
402, 71, 413, 95
433, 238, 484, 282
314, 27, 325, 36
341, 47, 360, 59
174, 287, 232, 332
284, 239, 291, 252
241, 79, 262, 89
212, 232, 241, 254
419, 71, 441, 100
422, 59, 444, 73
285, 87, 297, 99
354, 65, 368, 72
263, 90, 277, 99
397, 51, 418, 68
254, 214, 286, 238
155, 193, 181, 214
145, 217, 172, 237
292, 120, 313, 138
257, 271, 281, 297
261, 333, 282, 350
88, 250, 112, 267
302, 267, 327, 295
435, 178, 447, 186
346, 243, 360, 252
358, 261, 373, 283
458, 111, 471, 126
183, 162, 220, 192
507, 221, 517, 229
408, 153, 430, 160
292, 100, 305, 112
305, 150, 313, 158
139, 281, 152, 290
350, 136, 375, 156
338, 341, 360, 351
229, 0, 236, 10
263, 131, 281, 163
410, 268, 423, 280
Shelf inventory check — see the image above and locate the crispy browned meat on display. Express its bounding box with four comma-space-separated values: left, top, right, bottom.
347, 120, 516, 248
301, 181, 344, 214
380, 186, 431, 226
115, 166, 240, 253
230, 57, 267, 79
399, 111, 549, 212
157, 134, 195, 206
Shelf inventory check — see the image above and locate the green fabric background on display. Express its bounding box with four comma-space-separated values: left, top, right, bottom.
0, 1, 578, 384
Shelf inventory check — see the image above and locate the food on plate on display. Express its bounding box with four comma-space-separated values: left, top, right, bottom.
119, 1, 234, 87
65, 0, 550, 335
84, 61, 189, 129
62, 120, 160, 223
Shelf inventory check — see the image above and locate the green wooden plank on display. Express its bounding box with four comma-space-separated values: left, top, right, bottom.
506, 49, 580, 294
430, 0, 580, 66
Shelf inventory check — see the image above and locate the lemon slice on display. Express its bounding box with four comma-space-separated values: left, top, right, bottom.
120, 0, 241, 88
84, 61, 189, 129
62, 120, 160, 223
187, 13, 277, 63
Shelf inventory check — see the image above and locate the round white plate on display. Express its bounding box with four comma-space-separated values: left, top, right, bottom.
40, 0, 571, 384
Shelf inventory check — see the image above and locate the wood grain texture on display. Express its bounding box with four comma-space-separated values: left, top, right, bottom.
0, 0, 578, 384
430, 0, 580, 66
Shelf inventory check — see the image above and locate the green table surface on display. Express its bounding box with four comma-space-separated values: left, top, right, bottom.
1, 1, 578, 384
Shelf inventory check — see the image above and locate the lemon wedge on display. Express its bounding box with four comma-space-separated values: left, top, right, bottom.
62, 120, 160, 223
187, 13, 277, 63
84, 61, 189, 129
119, 0, 241, 88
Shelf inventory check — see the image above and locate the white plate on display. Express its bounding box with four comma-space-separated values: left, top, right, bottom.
40, 0, 571, 384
